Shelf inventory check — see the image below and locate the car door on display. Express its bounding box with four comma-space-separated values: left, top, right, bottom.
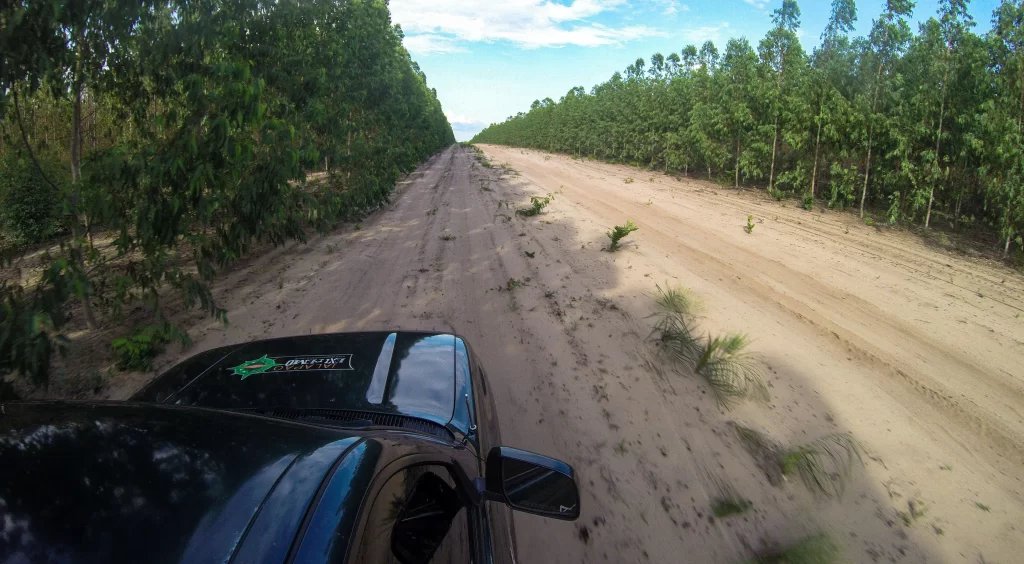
350, 464, 475, 564
465, 349, 517, 564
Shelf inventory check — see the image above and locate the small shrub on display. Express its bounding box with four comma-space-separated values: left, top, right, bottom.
650, 284, 701, 368
827, 163, 857, 209
524, 251, 535, 258
712, 496, 752, 518
745, 215, 756, 234
623, 177, 635, 184
506, 278, 523, 290
754, 533, 839, 564
516, 194, 554, 217
694, 333, 769, 409
111, 323, 188, 372
711, 478, 752, 518
481, 159, 493, 168
440, 234, 456, 241
0, 152, 69, 244
864, 217, 875, 226
606, 220, 639, 251
802, 193, 814, 211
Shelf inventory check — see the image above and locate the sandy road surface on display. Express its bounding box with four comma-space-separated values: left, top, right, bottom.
127, 145, 1022, 562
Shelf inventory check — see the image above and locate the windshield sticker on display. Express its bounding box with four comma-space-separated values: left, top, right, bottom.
231, 354, 354, 380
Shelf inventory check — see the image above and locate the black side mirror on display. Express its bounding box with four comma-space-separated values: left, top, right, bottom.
485, 447, 580, 521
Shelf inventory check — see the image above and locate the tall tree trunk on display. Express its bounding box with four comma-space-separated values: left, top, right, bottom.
768, 116, 779, 191
735, 135, 741, 189
860, 142, 872, 218
811, 117, 823, 197
861, 63, 885, 218
954, 190, 962, 229
71, 40, 99, 331
926, 50, 951, 229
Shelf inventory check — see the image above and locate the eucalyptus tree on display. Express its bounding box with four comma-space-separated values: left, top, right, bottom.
810, 0, 858, 197
717, 39, 759, 188
986, 0, 1024, 256
858, 0, 916, 217
922, 0, 975, 227
757, 0, 807, 192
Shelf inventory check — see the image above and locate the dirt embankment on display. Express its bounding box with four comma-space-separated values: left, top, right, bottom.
86, 145, 1022, 562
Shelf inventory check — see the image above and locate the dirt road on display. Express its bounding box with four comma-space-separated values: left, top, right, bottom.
127, 145, 1023, 562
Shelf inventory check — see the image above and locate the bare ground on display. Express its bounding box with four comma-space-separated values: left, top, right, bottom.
82, 145, 1022, 562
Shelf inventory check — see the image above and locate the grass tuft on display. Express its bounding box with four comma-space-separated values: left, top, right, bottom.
694, 333, 770, 409
780, 433, 862, 499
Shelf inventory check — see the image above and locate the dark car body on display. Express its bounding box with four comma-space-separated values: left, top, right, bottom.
0, 332, 579, 564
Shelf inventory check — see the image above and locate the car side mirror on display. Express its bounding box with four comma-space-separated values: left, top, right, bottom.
485, 447, 580, 521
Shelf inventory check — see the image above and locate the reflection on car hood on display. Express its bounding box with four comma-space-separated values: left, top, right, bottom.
0, 401, 375, 564
132, 332, 459, 429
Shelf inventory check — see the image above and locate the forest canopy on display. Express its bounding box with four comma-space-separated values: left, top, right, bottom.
0, 0, 454, 385
473, 0, 1024, 258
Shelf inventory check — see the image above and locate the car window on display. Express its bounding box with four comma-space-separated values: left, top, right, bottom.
352, 465, 472, 564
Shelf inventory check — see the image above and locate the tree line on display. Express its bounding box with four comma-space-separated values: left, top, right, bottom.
473, 0, 1024, 258
0, 0, 454, 385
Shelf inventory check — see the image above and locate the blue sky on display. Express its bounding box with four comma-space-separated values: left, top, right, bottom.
389, 0, 1004, 141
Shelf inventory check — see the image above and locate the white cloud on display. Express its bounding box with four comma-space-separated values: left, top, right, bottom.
403, 34, 466, 54
654, 1, 690, 15
391, 0, 659, 54
743, 0, 769, 9
680, 22, 730, 45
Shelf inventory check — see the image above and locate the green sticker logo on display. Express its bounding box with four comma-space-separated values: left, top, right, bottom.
230, 355, 279, 380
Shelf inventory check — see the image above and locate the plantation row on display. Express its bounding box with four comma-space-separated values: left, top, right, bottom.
473, 0, 1024, 256
0, 0, 454, 385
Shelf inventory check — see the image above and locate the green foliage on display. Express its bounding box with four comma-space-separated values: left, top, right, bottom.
623, 177, 635, 184
781, 433, 862, 499
606, 220, 639, 251
110, 323, 189, 372
0, 0, 455, 385
516, 194, 554, 217
745, 215, 756, 233
802, 192, 815, 211
506, 278, 523, 291
0, 281, 69, 386
0, 152, 68, 244
753, 533, 839, 564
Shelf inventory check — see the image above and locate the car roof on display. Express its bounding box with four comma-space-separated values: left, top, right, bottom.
0, 401, 379, 564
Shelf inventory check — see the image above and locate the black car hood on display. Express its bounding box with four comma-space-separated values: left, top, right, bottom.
133, 332, 460, 430
0, 401, 377, 564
